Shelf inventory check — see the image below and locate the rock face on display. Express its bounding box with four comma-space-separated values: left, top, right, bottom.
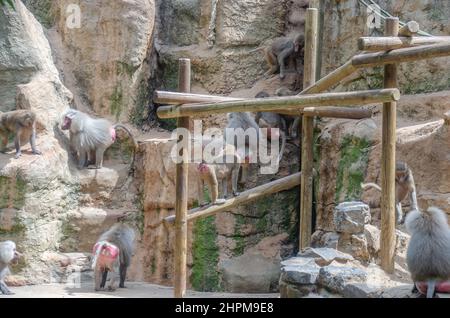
51, 0, 156, 122
321, 0, 450, 94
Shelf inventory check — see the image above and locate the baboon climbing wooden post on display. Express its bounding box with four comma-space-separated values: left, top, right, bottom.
299, 7, 318, 251
380, 18, 398, 274
174, 58, 191, 298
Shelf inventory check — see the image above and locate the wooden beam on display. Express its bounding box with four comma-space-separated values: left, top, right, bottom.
173, 58, 190, 298
302, 107, 372, 119
380, 18, 398, 274
398, 21, 420, 37
155, 91, 241, 105
352, 43, 450, 68
299, 7, 318, 251
156, 89, 400, 118
300, 60, 357, 94
164, 172, 302, 224
358, 36, 450, 52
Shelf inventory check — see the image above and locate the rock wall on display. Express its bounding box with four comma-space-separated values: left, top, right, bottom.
321, 0, 450, 94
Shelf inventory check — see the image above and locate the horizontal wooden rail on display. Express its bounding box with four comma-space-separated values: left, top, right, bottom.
164, 172, 302, 224
155, 91, 241, 105
352, 43, 450, 68
157, 89, 399, 118
358, 36, 450, 52
300, 42, 450, 94
302, 106, 372, 119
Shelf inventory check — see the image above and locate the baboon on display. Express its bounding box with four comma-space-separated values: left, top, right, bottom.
275, 87, 300, 139
197, 143, 241, 206
92, 223, 135, 292
0, 241, 21, 295
254, 91, 287, 163
405, 207, 450, 298
264, 34, 304, 80
0, 110, 41, 159
61, 109, 137, 170
361, 161, 418, 224
225, 112, 259, 184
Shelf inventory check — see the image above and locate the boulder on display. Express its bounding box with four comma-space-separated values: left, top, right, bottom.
298, 247, 354, 266
280, 257, 320, 285
334, 201, 371, 234
220, 253, 280, 293
317, 265, 367, 294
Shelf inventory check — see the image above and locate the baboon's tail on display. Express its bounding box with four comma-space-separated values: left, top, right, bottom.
361, 182, 382, 192
426, 280, 436, 298
113, 124, 138, 176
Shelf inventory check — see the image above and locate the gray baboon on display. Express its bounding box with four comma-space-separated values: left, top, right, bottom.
361, 161, 418, 224
405, 207, 450, 298
264, 34, 304, 80
0, 110, 41, 159
61, 109, 137, 170
0, 241, 21, 295
92, 223, 135, 292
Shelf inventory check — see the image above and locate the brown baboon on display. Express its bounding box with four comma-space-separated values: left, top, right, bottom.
92, 223, 135, 292
405, 207, 450, 298
197, 143, 241, 206
61, 109, 137, 170
361, 161, 418, 224
0, 241, 21, 295
264, 34, 304, 80
0, 110, 41, 159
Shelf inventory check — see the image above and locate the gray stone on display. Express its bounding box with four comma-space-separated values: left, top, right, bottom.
317, 265, 367, 294
280, 257, 320, 285
343, 282, 381, 298
279, 280, 316, 298
298, 247, 354, 266
364, 224, 381, 256
334, 201, 371, 234
220, 253, 280, 293
338, 233, 370, 262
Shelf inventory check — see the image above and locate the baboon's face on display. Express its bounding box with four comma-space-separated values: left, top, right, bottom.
396, 170, 407, 182
61, 116, 72, 130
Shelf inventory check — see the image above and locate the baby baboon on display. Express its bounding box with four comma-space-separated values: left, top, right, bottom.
0, 110, 41, 159
264, 34, 304, 80
92, 223, 135, 292
61, 109, 137, 170
0, 241, 21, 295
405, 207, 450, 298
197, 143, 241, 206
361, 161, 418, 224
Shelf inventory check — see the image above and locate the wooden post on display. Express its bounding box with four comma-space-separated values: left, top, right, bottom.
380, 18, 398, 274
299, 7, 318, 251
174, 58, 191, 298
398, 21, 420, 37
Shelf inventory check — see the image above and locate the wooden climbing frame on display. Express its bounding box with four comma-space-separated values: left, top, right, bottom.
154, 3, 450, 297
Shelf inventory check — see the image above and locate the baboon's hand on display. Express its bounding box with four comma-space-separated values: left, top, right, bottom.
32, 150, 42, 155
233, 191, 240, 197
14, 152, 22, 159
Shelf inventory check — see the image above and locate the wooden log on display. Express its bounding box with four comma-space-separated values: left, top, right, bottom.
302, 107, 372, 119
352, 43, 450, 68
398, 21, 420, 37
300, 60, 357, 94
156, 89, 400, 118
164, 172, 302, 224
299, 7, 318, 251
174, 58, 190, 298
155, 91, 242, 105
358, 36, 450, 52
380, 18, 398, 274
